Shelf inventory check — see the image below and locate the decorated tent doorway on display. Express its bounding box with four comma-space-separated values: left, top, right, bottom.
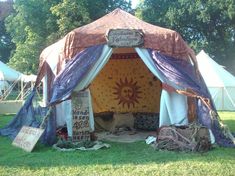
90, 48, 161, 114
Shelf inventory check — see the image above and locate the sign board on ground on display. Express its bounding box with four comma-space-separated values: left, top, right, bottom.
106, 29, 144, 47
12, 126, 44, 152
72, 91, 90, 141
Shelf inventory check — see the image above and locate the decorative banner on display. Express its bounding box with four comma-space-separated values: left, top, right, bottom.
72, 91, 90, 141
12, 126, 44, 152
113, 77, 142, 108
106, 29, 144, 47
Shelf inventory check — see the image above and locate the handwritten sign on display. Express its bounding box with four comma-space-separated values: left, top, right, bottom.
106, 29, 144, 47
72, 91, 90, 141
12, 126, 44, 152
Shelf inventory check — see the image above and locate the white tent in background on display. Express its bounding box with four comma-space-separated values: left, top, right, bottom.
0, 61, 37, 100
0, 71, 9, 96
0, 61, 22, 82
196, 50, 235, 111
0, 61, 36, 82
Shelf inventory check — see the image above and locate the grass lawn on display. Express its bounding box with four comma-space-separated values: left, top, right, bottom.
0, 112, 234, 176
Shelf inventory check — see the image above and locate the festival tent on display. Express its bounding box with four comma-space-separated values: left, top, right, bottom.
0, 71, 9, 94
0, 8, 234, 147
0, 60, 22, 82
196, 50, 235, 111
0, 61, 37, 82
0, 60, 37, 101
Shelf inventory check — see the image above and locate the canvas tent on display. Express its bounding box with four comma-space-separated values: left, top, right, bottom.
0, 71, 9, 95
0, 61, 36, 103
0, 9, 234, 147
0, 61, 37, 83
196, 50, 235, 111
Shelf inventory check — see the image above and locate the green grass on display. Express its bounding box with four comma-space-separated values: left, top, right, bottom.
0, 113, 235, 176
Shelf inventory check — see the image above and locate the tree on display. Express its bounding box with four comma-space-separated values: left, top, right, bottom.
50, 0, 132, 36
137, 0, 235, 73
5, 0, 60, 74
5, 0, 132, 74
0, 0, 14, 63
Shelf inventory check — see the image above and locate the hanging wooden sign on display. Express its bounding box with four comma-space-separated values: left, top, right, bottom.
12, 126, 44, 152
106, 29, 144, 47
72, 91, 91, 141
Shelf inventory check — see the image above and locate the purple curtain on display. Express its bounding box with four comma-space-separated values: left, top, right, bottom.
49, 44, 105, 105
149, 50, 234, 147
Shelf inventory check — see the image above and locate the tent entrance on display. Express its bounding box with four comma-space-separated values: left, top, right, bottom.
89, 47, 162, 114
88, 48, 161, 133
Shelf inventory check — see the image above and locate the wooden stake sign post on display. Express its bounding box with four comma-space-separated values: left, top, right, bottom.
12, 126, 44, 152
72, 91, 91, 142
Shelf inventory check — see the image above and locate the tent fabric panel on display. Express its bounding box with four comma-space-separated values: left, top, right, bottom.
159, 90, 188, 126
223, 87, 235, 110
208, 87, 223, 110
209, 87, 235, 111
55, 45, 113, 136
49, 44, 108, 105
135, 48, 188, 126
73, 45, 113, 92
149, 51, 234, 147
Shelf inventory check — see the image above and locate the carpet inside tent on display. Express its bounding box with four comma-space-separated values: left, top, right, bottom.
96, 130, 156, 143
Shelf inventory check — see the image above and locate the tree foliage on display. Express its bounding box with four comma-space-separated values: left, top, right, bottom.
4, 0, 131, 74
0, 0, 14, 63
4, 0, 234, 74
137, 0, 235, 72
5, 0, 59, 74
50, 0, 132, 36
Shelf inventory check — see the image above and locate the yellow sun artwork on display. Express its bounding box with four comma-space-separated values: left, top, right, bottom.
113, 77, 142, 108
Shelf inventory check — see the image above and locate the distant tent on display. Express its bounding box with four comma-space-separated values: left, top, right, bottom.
0, 71, 9, 93
0, 61, 37, 100
0, 61, 22, 82
196, 50, 235, 111
0, 61, 37, 82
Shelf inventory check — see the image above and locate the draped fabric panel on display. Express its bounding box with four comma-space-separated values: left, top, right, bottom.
0, 89, 56, 145
49, 44, 111, 105
54, 44, 113, 136
147, 50, 234, 147
135, 48, 188, 126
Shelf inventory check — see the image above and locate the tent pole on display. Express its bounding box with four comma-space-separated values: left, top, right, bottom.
222, 87, 224, 110
42, 75, 48, 107
21, 80, 24, 100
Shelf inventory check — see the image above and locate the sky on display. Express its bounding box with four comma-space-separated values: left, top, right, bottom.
131, 0, 140, 8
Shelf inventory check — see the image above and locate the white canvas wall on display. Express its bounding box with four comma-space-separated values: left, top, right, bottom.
196, 50, 235, 111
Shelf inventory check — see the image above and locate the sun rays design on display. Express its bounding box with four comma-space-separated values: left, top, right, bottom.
113, 77, 142, 108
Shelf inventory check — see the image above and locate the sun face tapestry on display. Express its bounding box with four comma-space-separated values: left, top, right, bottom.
89, 55, 161, 113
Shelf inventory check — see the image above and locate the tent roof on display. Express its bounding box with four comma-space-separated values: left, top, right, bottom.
196, 50, 235, 87
0, 61, 37, 82
0, 61, 22, 81
39, 8, 194, 68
